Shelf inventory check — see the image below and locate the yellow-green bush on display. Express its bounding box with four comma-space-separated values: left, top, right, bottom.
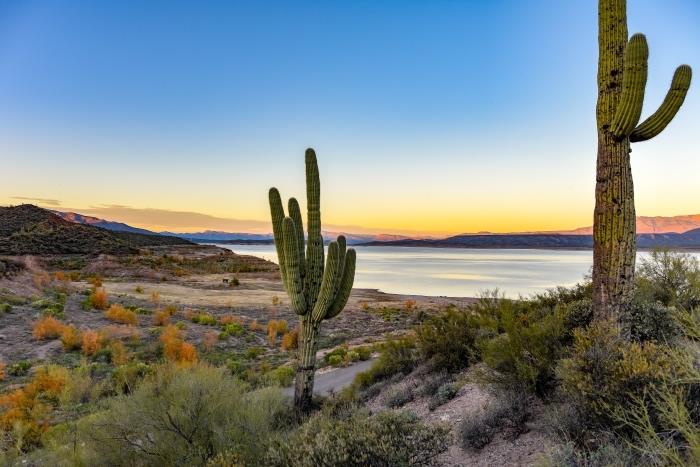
556, 320, 691, 424
266, 407, 449, 466
416, 305, 496, 372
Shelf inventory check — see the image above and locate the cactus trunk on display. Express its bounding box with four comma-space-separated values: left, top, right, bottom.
293, 314, 317, 413
593, 0, 691, 324
268, 148, 356, 414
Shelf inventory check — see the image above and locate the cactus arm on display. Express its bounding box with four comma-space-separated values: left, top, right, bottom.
311, 241, 340, 322
305, 148, 324, 311
282, 217, 307, 314
333, 235, 347, 295
630, 65, 692, 142
269, 188, 288, 290
610, 34, 649, 139
325, 248, 356, 320
288, 197, 306, 276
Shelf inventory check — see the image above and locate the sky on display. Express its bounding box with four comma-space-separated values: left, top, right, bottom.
1, 0, 699, 235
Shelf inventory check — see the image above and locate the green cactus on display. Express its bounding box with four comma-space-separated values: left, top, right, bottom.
593, 0, 692, 323
269, 148, 356, 412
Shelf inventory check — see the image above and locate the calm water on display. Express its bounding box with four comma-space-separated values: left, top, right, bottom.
218, 244, 699, 298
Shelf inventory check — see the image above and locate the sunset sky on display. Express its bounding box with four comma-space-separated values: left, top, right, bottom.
1, 1, 699, 235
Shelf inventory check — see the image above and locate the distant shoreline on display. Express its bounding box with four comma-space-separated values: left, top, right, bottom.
202, 240, 700, 253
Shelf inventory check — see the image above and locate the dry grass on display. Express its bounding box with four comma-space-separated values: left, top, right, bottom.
105, 304, 138, 326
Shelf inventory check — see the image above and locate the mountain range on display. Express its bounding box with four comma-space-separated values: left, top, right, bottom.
51, 209, 700, 250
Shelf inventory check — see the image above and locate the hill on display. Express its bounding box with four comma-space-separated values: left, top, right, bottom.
362, 228, 700, 250
0, 205, 191, 255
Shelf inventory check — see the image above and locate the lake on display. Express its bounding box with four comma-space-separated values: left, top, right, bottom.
217, 244, 699, 298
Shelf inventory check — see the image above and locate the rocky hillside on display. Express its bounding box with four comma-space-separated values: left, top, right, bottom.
0, 205, 191, 255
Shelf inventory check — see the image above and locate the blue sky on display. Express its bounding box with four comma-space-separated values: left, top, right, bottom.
1, 0, 698, 234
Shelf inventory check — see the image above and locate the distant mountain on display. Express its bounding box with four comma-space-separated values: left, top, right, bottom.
160, 230, 416, 245
161, 231, 273, 242
0, 205, 191, 255
557, 214, 700, 235
361, 229, 700, 250
54, 211, 155, 235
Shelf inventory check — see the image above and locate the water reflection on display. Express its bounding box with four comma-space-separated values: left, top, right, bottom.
216, 244, 699, 298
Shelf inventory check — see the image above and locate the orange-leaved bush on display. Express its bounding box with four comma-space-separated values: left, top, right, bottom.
0, 366, 68, 449
160, 325, 197, 365
105, 304, 138, 326
60, 325, 82, 351
81, 330, 101, 356
32, 316, 66, 340
89, 287, 109, 310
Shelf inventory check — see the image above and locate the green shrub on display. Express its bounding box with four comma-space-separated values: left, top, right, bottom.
416, 305, 496, 372
245, 347, 265, 359
327, 354, 342, 367
8, 360, 32, 376
266, 408, 449, 466
628, 298, 680, 343
0, 303, 11, 314
383, 384, 415, 408
556, 320, 691, 426
637, 249, 700, 310
38, 364, 290, 466
458, 390, 531, 450
111, 362, 153, 394
221, 322, 244, 337
418, 371, 451, 397
480, 306, 566, 395
428, 383, 459, 411
263, 366, 295, 387
351, 338, 418, 392
191, 313, 217, 326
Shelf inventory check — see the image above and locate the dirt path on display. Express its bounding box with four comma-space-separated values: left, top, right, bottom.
283, 358, 376, 397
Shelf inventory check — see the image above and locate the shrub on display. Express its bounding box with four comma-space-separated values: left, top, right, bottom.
263, 366, 295, 387
0, 362, 4, 381
458, 390, 531, 450
428, 383, 460, 411
89, 287, 109, 310
134, 286, 144, 293
384, 384, 415, 408
112, 362, 153, 394
271, 295, 280, 306
637, 249, 700, 310
416, 306, 495, 372
81, 330, 101, 356
152, 309, 170, 326
480, 303, 566, 395
628, 298, 680, 343
105, 304, 138, 326
32, 316, 66, 340
556, 320, 690, 426
221, 322, 244, 338
351, 338, 418, 392
0, 366, 68, 451
191, 312, 217, 326
202, 331, 218, 352
266, 408, 449, 466
219, 314, 242, 325
55, 364, 289, 466
280, 328, 299, 350
160, 325, 198, 365
8, 361, 32, 377
60, 325, 82, 351
0, 303, 11, 314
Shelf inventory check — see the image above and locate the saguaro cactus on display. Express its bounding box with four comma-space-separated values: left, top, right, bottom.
594, 0, 691, 322
269, 148, 356, 413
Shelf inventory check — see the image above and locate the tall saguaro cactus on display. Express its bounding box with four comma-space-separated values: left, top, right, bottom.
594, 0, 691, 322
269, 148, 356, 413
